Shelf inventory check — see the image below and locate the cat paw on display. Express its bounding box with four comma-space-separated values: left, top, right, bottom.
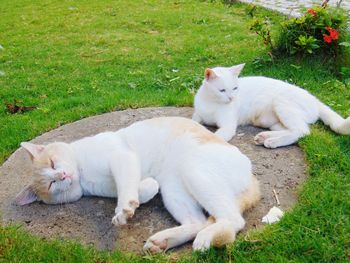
112, 208, 133, 226
193, 234, 211, 252
254, 132, 268, 145
112, 200, 139, 226
143, 238, 168, 253
215, 130, 234, 142
263, 138, 279, 149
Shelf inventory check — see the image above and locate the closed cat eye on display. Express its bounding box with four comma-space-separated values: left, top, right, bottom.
219, 89, 225, 92
50, 159, 55, 170
233, 87, 238, 90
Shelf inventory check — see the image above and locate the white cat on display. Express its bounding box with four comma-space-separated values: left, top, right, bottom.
16, 117, 260, 252
193, 64, 350, 148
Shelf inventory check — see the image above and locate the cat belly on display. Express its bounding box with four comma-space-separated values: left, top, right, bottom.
199, 111, 218, 126
202, 116, 217, 126
251, 111, 279, 128
80, 176, 117, 198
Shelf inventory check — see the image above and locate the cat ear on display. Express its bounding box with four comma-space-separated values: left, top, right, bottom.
229, 63, 245, 76
204, 68, 217, 81
21, 142, 45, 160
15, 186, 38, 205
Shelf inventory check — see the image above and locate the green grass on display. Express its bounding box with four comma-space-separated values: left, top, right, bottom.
1, 0, 350, 262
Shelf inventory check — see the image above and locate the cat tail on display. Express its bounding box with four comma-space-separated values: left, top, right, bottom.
318, 101, 350, 135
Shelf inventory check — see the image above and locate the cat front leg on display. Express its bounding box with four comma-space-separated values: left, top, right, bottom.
139, 178, 159, 204
192, 112, 203, 124
109, 151, 141, 226
215, 116, 238, 142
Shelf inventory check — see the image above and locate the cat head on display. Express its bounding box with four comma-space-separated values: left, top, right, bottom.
15, 142, 83, 205
202, 64, 245, 104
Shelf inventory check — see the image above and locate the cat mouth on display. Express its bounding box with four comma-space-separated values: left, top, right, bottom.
48, 180, 55, 190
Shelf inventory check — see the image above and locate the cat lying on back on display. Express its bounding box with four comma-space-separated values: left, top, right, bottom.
16, 117, 260, 252
192, 64, 350, 148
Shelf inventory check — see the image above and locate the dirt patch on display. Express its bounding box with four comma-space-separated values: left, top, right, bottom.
0, 107, 307, 253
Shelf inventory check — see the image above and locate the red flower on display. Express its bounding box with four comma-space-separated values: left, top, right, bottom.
323, 27, 340, 44
323, 34, 333, 43
326, 27, 339, 40
307, 9, 317, 16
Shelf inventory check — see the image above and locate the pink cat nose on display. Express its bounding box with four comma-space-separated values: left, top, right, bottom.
59, 172, 69, 181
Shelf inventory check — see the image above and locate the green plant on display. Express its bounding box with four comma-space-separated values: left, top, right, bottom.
246, 4, 257, 17
294, 35, 320, 54
276, 6, 349, 56
249, 17, 273, 49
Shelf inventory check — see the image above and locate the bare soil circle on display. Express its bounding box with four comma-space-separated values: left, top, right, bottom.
0, 107, 307, 253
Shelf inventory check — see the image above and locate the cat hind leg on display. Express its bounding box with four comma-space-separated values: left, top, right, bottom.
255, 106, 310, 148
265, 105, 310, 148
254, 123, 286, 145
192, 202, 245, 251
182, 164, 248, 251
144, 179, 208, 253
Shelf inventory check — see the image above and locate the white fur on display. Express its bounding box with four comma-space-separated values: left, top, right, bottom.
193, 64, 350, 148
18, 117, 255, 252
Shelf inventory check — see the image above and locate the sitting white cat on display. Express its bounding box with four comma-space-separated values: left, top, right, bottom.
16, 117, 260, 252
193, 64, 350, 148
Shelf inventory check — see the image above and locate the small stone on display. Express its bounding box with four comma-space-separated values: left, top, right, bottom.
98, 200, 105, 205
127, 236, 136, 243
262, 164, 271, 169
96, 212, 103, 217
262, 206, 284, 224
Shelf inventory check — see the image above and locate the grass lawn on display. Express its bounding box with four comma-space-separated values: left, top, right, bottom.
1, 0, 350, 262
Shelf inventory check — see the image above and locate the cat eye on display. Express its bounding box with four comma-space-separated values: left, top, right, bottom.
233, 87, 238, 90
219, 89, 226, 93
50, 159, 55, 170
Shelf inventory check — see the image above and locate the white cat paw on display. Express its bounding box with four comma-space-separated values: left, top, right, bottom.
215, 129, 234, 142
254, 132, 268, 145
112, 208, 133, 226
263, 138, 279, 149
112, 200, 139, 226
143, 238, 168, 253
192, 234, 211, 252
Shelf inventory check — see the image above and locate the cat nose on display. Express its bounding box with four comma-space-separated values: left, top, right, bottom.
59, 172, 72, 181
59, 172, 67, 181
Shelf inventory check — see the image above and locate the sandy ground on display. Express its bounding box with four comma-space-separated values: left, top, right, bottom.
0, 107, 307, 253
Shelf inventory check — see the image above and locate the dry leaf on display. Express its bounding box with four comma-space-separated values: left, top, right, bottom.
5, 100, 36, 114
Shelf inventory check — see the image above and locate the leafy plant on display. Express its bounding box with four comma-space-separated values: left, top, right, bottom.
276, 6, 348, 56
246, 4, 257, 18
250, 17, 273, 49
293, 35, 320, 54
